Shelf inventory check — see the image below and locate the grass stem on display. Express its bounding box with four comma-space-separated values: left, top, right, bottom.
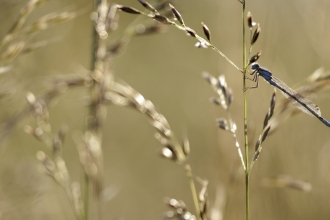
185, 165, 202, 220
242, 1, 250, 220
83, 0, 103, 219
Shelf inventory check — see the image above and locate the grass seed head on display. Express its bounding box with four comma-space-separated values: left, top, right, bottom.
117, 5, 141, 14
169, 4, 185, 26
138, 0, 158, 13
251, 24, 261, 45
201, 22, 211, 42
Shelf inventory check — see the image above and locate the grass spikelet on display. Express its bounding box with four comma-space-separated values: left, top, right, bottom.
247, 11, 256, 30
149, 14, 172, 24
138, 0, 158, 13
163, 198, 197, 220
204, 71, 245, 170
201, 22, 211, 42
251, 24, 260, 45
116, 5, 142, 15
248, 51, 262, 65
169, 4, 185, 26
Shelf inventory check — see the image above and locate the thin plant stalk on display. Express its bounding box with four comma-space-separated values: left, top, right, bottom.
83, 172, 90, 220
242, 1, 250, 220
83, 0, 103, 219
186, 165, 202, 220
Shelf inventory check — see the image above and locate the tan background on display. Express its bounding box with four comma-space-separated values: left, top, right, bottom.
0, 0, 330, 219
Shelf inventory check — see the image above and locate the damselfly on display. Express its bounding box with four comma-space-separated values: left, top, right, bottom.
248, 63, 330, 127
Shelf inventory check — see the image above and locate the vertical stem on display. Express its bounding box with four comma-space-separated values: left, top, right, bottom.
242, 1, 250, 220
83, 1, 102, 219
83, 173, 90, 220
185, 165, 202, 220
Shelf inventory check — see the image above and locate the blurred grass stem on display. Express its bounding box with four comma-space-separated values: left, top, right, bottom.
186, 165, 202, 220
83, 0, 104, 219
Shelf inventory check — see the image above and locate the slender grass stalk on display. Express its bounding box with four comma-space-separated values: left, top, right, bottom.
185, 165, 202, 220
242, 1, 250, 220
83, 0, 103, 219
83, 172, 90, 220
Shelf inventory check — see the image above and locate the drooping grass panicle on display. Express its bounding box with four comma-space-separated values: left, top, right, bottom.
118, 2, 242, 72
0, 0, 48, 49
163, 197, 197, 220
105, 81, 188, 163
202, 72, 232, 110
0, 6, 78, 71
0, 73, 85, 147
203, 72, 246, 171
25, 97, 85, 219
246, 11, 259, 62
105, 2, 170, 57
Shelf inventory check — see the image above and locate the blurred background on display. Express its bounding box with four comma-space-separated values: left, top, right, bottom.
1, 0, 330, 219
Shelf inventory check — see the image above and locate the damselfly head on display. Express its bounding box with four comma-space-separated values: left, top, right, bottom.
251, 63, 260, 70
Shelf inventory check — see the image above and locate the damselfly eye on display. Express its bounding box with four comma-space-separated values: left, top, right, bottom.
251, 63, 259, 70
